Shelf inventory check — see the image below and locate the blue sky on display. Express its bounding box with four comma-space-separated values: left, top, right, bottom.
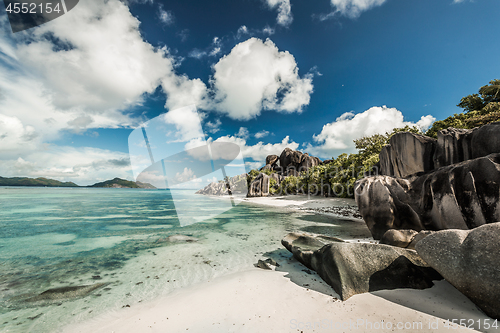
0, 0, 499, 185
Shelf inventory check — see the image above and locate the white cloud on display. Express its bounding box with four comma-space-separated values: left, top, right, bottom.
262, 26, 276, 35
14, 0, 172, 113
255, 130, 270, 139
416, 115, 436, 131
0, 146, 132, 186
210, 38, 313, 120
184, 135, 298, 165
162, 105, 206, 142
237, 25, 249, 38
158, 6, 175, 25
306, 106, 435, 158
264, 0, 293, 27
214, 135, 298, 162
174, 167, 197, 183
0, 114, 38, 153
205, 119, 222, 134
236, 127, 250, 139
324, 0, 387, 19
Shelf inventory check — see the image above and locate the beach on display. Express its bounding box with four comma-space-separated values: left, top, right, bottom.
64, 195, 495, 333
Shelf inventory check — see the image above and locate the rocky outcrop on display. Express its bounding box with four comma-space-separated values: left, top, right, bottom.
380, 122, 500, 178
416, 223, 500, 319
195, 174, 247, 195
380, 229, 434, 250
380, 132, 437, 178
266, 155, 279, 167
279, 148, 321, 176
247, 172, 284, 197
357, 122, 500, 239
282, 232, 441, 300
356, 154, 500, 239
433, 122, 500, 168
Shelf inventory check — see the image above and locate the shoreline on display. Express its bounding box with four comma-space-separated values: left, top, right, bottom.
66, 254, 491, 333
65, 195, 495, 333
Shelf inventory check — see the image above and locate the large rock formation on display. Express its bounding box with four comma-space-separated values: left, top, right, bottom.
356, 154, 500, 239
380, 132, 436, 178
247, 172, 284, 197
356, 122, 500, 239
195, 174, 247, 196
279, 148, 321, 176
282, 232, 441, 300
380, 122, 500, 178
380, 229, 434, 250
416, 223, 500, 319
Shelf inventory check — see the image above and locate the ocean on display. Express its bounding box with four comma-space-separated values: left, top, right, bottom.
0, 187, 368, 332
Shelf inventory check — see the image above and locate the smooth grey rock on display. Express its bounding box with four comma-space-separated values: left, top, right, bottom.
355, 154, 500, 239
380, 132, 437, 178
416, 223, 500, 319
248, 173, 270, 197
255, 259, 272, 270
282, 233, 441, 300
433, 128, 473, 169
265, 155, 279, 167
380, 229, 418, 248
407, 230, 434, 250
379, 229, 434, 250
25, 283, 107, 302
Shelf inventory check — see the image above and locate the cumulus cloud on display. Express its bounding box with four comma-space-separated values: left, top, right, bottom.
323, 0, 387, 19
174, 167, 197, 183
0, 114, 38, 152
0, 0, 313, 184
0, 146, 132, 186
210, 38, 313, 120
14, 0, 173, 112
264, 0, 293, 27
306, 106, 435, 158
158, 6, 175, 25
213, 135, 298, 163
236, 127, 250, 139
255, 130, 270, 139
205, 119, 222, 134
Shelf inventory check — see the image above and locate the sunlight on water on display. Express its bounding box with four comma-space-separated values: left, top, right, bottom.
0, 187, 366, 332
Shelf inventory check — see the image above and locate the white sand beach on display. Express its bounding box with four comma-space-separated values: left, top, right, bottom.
65, 195, 496, 333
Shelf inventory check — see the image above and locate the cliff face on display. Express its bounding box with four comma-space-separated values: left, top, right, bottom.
379, 122, 500, 178
355, 122, 500, 239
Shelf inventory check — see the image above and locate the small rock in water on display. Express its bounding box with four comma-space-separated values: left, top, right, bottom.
135, 282, 143, 285
92, 275, 101, 280
302, 269, 312, 275
27, 313, 43, 321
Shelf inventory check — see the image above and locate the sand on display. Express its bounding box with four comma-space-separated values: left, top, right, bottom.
65, 196, 497, 333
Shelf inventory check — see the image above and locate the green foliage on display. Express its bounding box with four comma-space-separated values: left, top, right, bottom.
269, 178, 278, 195
246, 169, 260, 187
277, 175, 300, 194
426, 79, 500, 138
279, 126, 422, 198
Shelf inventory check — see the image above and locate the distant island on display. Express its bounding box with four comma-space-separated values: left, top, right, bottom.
89, 178, 156, 189
0, 176, 156, 189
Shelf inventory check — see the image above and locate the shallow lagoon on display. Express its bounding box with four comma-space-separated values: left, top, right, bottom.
0, 187, 368, 332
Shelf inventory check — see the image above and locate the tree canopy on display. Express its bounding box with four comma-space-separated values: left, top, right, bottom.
426, 79, 500, 138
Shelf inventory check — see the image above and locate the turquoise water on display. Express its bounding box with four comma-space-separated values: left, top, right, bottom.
0, 187, 369, 332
